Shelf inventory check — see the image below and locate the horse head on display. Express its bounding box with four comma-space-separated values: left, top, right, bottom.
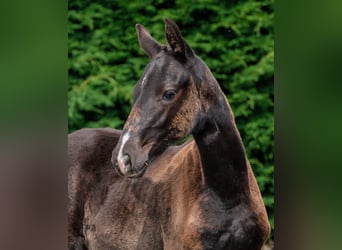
112, 18, 216, 177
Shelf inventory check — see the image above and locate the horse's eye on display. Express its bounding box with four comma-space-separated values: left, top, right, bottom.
162, 90, 176, 101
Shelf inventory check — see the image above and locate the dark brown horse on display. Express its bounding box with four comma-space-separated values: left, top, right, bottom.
68, 19, 270, 250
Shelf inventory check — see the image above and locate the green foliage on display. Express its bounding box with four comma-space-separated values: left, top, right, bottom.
69, 0, 274, 239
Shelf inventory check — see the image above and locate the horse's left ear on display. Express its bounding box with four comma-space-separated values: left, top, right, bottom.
136, 24, 162, 58
165, 18, 194, 61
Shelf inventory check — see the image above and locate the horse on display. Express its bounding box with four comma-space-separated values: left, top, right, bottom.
68, 18, 270, 250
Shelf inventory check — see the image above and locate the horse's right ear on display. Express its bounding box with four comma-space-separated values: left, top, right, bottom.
136, 24, 162, 58
165, 18, 194, 62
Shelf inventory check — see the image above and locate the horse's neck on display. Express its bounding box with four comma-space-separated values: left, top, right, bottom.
193, 86, 250, 204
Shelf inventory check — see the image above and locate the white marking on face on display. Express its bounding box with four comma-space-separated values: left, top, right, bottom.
141, 75, 147, 87
117, 132, 131, 174
141, 62, 155, 88
118, 132, 130, 162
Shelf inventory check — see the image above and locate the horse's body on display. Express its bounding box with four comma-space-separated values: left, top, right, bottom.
68, 19, 270, 250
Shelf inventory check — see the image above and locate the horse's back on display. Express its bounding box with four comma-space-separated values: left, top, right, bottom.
68, 128, 121, 167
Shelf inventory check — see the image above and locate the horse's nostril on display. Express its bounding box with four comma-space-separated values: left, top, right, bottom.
116, 154, 132, 175
122, 154, 131, 166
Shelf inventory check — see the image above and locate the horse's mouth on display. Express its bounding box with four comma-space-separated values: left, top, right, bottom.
114, 158, 149, 178
127, 161, 149, 178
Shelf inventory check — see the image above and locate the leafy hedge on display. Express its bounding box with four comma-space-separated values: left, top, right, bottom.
69, 0, 274, 239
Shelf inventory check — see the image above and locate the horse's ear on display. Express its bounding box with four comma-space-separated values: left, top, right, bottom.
165, 18, 194, 61
136, 24, 162, 58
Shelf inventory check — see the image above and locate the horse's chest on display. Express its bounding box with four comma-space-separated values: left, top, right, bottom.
183, 196, 260, 250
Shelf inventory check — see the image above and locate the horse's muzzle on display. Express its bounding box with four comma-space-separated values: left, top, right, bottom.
113, 153, 148, 178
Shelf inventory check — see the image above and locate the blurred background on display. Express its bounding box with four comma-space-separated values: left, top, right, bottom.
68, 0, 274, 243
